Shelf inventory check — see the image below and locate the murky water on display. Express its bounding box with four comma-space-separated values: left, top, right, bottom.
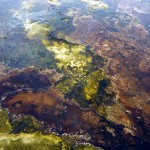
0, 0, 150, 149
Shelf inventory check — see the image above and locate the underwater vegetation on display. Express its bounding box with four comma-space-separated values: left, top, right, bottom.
0, 133, 101, 150
0, 109, 12, 133
10, 116, 40, 134
42, 34, 114, 108
0, 0, 150, 149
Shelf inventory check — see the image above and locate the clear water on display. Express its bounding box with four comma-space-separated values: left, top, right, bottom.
0, 0, 150, 149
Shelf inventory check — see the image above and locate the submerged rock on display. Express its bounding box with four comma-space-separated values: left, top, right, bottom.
0, 67, 63, 99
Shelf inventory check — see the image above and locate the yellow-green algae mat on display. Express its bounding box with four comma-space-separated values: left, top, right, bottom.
42, 35, 113, 107
0, 133, 100, 150
25, 22, 113, 107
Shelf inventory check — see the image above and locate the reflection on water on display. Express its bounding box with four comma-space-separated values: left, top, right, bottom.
0, 0, 150, 149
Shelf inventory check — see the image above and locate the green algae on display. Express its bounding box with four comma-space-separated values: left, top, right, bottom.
83, 69, 105, 101
0, 133, 63, 150
42, 39, 93, 80
42, 36, 114, 107
0, 133, 100, 150
24, 21, 53, 40
0, 109, 12, 133
11, 116, 40, 134
96, 105, 107, 116
90, 78, 115, 107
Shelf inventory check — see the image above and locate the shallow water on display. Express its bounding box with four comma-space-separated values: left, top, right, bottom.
0, 0, 150, 149
0, 0, 149, 70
